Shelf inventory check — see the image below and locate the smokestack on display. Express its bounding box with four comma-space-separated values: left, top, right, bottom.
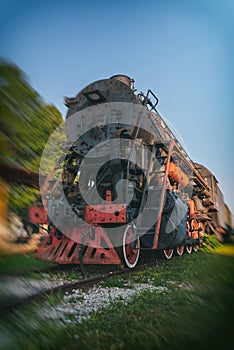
110, 74, 132, 88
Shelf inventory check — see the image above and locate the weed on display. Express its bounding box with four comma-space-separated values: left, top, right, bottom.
68, 295, 84, 303
100, 276, 130, 288
46, 290, 63, 306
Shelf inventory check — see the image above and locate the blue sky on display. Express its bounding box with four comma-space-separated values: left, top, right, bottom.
1, 0, 234, 215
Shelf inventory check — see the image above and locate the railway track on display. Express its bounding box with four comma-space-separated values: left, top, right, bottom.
0, 260, 156, 315
0, 247, 198, 316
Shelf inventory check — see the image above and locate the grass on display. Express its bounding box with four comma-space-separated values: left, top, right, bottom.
46, 290, 64, 307
0, 253, 55, 276
211, 242, 234, 257
54, 269, 84, 282
0, 250, 233, 350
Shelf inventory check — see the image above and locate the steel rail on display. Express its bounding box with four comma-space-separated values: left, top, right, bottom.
0, 261, 155, 315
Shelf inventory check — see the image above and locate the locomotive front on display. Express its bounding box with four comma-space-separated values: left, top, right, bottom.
36, 75, 203, 267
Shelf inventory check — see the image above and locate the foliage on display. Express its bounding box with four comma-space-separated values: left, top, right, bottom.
200, 233, 222, 251
0, 59, 64, 215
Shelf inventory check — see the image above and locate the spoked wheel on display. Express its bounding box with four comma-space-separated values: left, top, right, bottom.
176, 246, 184, 256
193, 244, 199, 252
163, 249, 174, 260
117, 225, 140, 268
186, 245, 192, 254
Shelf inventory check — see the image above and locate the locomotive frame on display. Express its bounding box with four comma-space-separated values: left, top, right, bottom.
34, 74, 232, 268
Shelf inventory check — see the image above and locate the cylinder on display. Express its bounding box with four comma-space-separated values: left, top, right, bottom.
168, 162, 189, 187
189, 199, 196, 218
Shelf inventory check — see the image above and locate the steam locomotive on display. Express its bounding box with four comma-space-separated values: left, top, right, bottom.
35, 75, 232, 268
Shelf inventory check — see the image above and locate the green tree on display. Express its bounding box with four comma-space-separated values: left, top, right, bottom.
0, 59, 63, 215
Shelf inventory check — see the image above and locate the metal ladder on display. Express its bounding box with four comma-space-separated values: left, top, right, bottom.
133, 143, 167, 242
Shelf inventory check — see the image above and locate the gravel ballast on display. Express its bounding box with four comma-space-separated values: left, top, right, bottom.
40, 282, 168, 324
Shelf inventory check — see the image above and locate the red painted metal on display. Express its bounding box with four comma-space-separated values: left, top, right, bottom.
189, 199, 196, 219
106, 190, 112, 202
85, 204, 126, 224
28, 206, 47, 224
35, 226, 121, 265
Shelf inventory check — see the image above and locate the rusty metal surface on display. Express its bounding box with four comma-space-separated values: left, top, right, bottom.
85, 204, 126, 224
194, 162, 230, 234
35, 226, 121, 265
28, 206, 48, 224
65, 77, 139, 117
36, 74, 232, 268
110, 74, 133, 87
